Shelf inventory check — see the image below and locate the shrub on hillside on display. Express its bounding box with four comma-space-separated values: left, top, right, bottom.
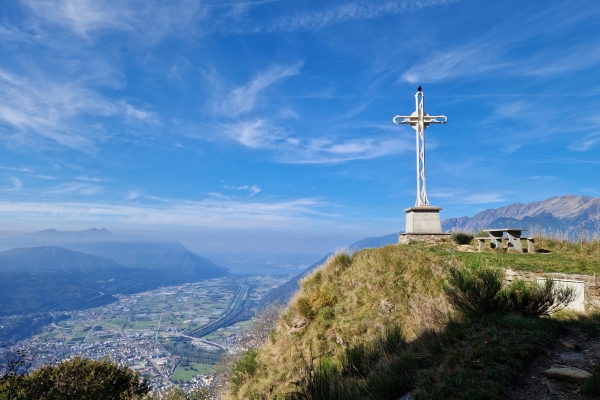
0, 356, 149, 400
451, 232, 474, 245
444, 261, 575, 318
230, 350, 258, 393
444, 261, 504, 317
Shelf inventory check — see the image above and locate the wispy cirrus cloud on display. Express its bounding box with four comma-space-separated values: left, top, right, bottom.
5, 177, 23, 192
0, 166, 34, 173
0, 68, 158, 150
246, 0, 459, 33
20, 0, 207, 41
215, 62, 303, 116
401, 43, 505, 83
400, 3, 600, 84
221, 118, 411, 163
224, 184, 262, 196
431, 189, 507, 204
0, 197, 338, 228
42, 182, 104, 196
76, 176, 113, 182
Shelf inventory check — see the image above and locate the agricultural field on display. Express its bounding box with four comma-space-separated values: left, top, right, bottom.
22, 274, 290, 389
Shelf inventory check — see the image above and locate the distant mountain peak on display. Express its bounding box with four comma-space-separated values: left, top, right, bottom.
27, 228, 114, 237
442, 194, 600, 238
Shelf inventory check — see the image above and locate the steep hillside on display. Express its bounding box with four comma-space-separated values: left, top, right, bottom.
0, 246, 132, 316
257, 234, 398, 309
228, 240, 600, 399
443, 194, 600, 237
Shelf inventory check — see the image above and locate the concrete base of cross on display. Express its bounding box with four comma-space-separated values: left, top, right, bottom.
403, 205, 444, 234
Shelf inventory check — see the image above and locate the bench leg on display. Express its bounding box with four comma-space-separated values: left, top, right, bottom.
528, 239, 535, 253
507, 238, 523, 252
477, 239, 484, 252
491, 238, 503, 249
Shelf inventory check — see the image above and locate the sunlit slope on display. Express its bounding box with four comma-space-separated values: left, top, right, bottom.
230, 244, 451, 398
229, 239, 600, 399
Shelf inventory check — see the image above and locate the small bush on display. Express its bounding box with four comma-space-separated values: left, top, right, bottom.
445, 262, 575, 318
497, 279, 575, 317
444, 261, 503, 317
451, 232, 474, 245
231, 350, 259, 392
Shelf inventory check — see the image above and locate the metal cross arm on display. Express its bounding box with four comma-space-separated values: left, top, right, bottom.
392, 114, 448, 128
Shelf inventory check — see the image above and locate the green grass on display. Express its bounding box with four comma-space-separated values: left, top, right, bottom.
429, 239, 600, 275
170, 363, 213, 382
227, 240, 600, 400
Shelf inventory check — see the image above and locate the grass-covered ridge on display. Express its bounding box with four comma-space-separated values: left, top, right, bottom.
226, 239, 600, 399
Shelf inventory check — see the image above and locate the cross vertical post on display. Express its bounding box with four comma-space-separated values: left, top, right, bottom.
393, 88, 447, 206
393, 87, 449, 241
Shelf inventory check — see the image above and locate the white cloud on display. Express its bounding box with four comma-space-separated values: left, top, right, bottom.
0, 197, 339, 229
431, 190, 507, 204
569, 134, 600, 152
76, 176, 113, 182
222, 119, 289, 148
253, 0, 459, 33
20, 0, 206, 41
125, 190, 140, 200
42, 182, 103, 196
6, 177, 23, 191
217, 62, 303, 116
0, 68, 158, 150
401, 44, 504, 83
0, 166, 34, 173
221, 119, 411, 163
225, 185, 261, 196
400, 6, 600, 84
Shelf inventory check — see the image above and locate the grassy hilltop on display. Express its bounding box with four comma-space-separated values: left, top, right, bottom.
226, 239, 600, 399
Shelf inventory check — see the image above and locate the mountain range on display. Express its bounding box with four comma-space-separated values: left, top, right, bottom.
0, 229, 228, 342
442, 195, 600, 239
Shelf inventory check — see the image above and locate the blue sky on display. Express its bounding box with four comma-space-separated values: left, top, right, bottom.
0, 0, 599, 257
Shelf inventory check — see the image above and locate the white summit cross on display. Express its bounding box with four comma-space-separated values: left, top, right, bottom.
393, 87, 449, 240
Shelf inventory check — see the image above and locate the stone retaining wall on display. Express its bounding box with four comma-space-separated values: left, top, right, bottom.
504, 268, 600, 311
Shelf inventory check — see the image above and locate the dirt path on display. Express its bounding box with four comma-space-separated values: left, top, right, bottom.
505, 326, 600, 399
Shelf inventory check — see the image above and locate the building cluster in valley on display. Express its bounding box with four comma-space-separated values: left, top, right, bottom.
2, 275, 290, 392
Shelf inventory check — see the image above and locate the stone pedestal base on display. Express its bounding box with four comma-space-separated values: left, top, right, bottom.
404, 205, 443, 234
399, 205, 449, 245
398, 233, 451, 245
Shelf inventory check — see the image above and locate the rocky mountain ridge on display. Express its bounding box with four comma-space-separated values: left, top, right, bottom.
442, 195, 600, 238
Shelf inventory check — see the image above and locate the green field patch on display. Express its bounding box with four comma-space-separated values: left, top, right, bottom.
170, 363, 212, 382
68, 337, 86, 343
